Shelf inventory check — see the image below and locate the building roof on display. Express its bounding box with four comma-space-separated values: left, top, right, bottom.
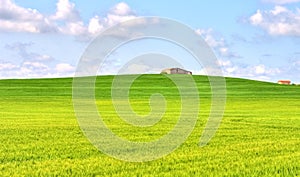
278, 80, 291, 83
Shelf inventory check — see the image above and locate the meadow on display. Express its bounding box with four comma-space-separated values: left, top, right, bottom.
0, 74, 299, 176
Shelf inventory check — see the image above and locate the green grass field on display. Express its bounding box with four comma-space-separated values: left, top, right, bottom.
0, 74, 299, 176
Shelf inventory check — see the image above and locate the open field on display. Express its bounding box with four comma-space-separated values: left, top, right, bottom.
0, 74, 299, 176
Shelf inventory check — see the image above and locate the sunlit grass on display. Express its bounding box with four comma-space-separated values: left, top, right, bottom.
0, 75, 299, 176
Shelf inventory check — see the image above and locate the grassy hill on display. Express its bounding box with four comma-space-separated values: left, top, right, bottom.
0, 75, 299, 176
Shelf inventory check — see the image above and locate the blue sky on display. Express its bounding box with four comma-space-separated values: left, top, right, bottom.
0, 0, 300, 83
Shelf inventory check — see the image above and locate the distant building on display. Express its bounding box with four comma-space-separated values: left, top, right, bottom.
278, 80, 291, 85
161, 68, 192, 75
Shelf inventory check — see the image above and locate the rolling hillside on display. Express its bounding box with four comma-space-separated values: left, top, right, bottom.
0, 75, 299, 176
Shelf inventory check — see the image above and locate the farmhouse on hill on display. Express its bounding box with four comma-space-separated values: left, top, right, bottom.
278, 80, 291, 85
161, 68, 192, 75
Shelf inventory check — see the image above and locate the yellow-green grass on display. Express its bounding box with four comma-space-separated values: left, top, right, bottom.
0, 75, 299, 176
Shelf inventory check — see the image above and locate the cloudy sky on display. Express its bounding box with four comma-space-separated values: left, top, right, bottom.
0, 0, 300, 83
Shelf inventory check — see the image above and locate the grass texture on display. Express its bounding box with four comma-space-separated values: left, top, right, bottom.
0, 74, 299, 176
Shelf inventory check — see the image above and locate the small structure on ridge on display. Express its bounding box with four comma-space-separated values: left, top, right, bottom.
160, 68, 192, 75
278, 80, 291, 85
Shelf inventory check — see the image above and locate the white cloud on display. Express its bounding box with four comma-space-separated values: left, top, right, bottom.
51, 0, 80, 22
195, 29, 239, 58
1, 42, 76, 78
23, 61, 49, 70
218, 60, 282, 81
0, 61, 77, 79
0, 0, 43, 21
0, 61, 50, 78
55, 63, 75, 73
50, 0, 89, 36
0, 62, 18, 71
104, 14, 136, 27
111, 2, 132, 16
35, 54, 53, 61
249, 5, 300, 36
250, 10, 264, 25
83, 2, 137, 38
0, 0, 136, 37
88, 15, 103, 35
103, 2, 136, 27
262, 0, 300, 4
196, 29, 223, 48
0, 1, 140, 79
254, 64, 266, 74
0, 0, 56, 33
218, 60, 231, 67
5, 42, 55, 62
17, 61, 50, 77
270, 6, 288, 15
50, 0, 88, 36
58, 21, 87, 36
